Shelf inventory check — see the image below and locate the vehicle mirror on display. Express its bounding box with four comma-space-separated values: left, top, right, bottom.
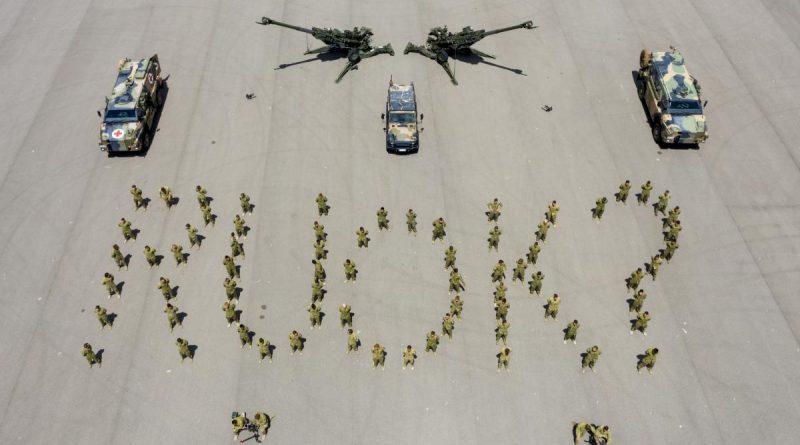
381, 113, 385, 120
97, 110, 102, 118
105, 97, 110, 104
420, 128, 424, 132
383, 127, 387, 132
703, 100, 708, 107
420, 114, 424, 120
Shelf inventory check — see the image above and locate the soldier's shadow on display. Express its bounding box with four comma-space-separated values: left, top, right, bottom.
274, 52, 343, 70
452, 53, 526, 76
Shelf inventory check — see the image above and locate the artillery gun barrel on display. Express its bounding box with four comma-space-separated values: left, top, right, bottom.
259, 17, 313, 34
483, 21, 536, 37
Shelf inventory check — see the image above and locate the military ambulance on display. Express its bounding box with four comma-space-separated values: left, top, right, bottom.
381, 78, 422, 154
99, 55, 163, 154
637, 47, 708, 144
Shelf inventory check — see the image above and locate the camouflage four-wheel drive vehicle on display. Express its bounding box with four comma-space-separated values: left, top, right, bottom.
637, 47, 708, 144
99, 55, 163, 154
381, 78, 423, 154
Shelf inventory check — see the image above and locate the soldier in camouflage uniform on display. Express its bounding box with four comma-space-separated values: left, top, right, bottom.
573, 422, 590, 445
233, 215, 246, 239
314, 239, 328, 260
223, 301, 238, 327
238, 324, 253, 349
646, 254, 663, 280
377, 207, 390, 231
308, 303, 322, 329
95, 305, 112, 330
546, 200, 560, 226
629, 289, 647, 313
494, 281, 508, 302
312, 259, 326, 283
491, 260, 506, 283
158, 277, 173, 301
253, 412, 271, 441
176, 337, 192, 362
224, 277, 237, 302
513, 258, 527, 283
130, 184, 146, 211
627, 268, 644, 292
347, 329, 360, 353
186, 223, 200, 248
406, 209, 417, 234
442, 313, 455, 339
497, 347, 511, 372
313, 221, 327, 242
444, 245, 457, 270
232, 413, 249, 441
311, 279, 324, 303
240, 192, 252, 215
486, 198, 502, 222
111, 244, 126, 270
564, 319, 579, 344
495, 297, 510, 322
230, 233, 245, 259
356, 227, 370, 248
82, 343, 99, 368
638, 180, 653, 205
339, 303, 352, 328
159, 186, 173, 209
343, 259, 357, 282
637, 347, 659, 374
536, 219, 550, 242
528, 270, 544, 296
527, 242, 541, 265
118, 218, 135, 242
402, 345, 417, 370
582, 345, 601, 373
589, 424, 611, 444
449, 268, 465, 293
144, 245, 158, 268
200, 202, 214, 226
616, 180, 631, 203
663, 239, 679, 262
654, 190, 670, 216
495, 319, 510, 345
432, 217, 447, 242
488, 225, 502, 251
258, 338, 273, 363
450, 294, 463, 319
545, 293, 560, 320
631, 311, 652, 336
316, 193, 329, 216
592, 197, 608, 220
102, 272, 118, 298
195, 185, 208, 207
372, 343, 386, 369
164, 303, 181, 332
289, 330, 304, 354
426, 331, 440, 353
664, 219, 682, 243
224, 255, 239, 279
664, 205, 681, 229
171, 244, 186, 266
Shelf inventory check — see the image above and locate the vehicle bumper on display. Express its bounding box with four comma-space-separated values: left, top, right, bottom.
387, 142, 418, 154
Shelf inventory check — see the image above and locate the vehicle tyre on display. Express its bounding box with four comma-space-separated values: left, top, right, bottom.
652, 124, 662, 144
143, 129, 151, 150
639, 49, 652, 70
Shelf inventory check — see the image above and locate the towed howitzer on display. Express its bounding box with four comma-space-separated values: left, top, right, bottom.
404, 21, 536, 85
258, 17, 394, 83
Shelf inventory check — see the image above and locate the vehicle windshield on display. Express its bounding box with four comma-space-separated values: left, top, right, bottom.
104, 109, 137, 122
668, 100, 702, 115
388, 112, 415, 124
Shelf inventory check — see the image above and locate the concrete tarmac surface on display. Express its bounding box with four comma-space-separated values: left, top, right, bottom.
1, 0, 800, 443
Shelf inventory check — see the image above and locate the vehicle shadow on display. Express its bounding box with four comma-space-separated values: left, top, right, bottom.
629, 70, 700, 151
452, 53, 526, 76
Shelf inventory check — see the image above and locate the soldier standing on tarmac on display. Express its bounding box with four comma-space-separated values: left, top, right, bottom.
564, 319, 579, 344
513, 259, 527, 283
432, 217, 447, 242
491, 260, 506, 283
486, 198, 502, 222
372, 344, 386, 369
144, 245, 158, 267
158, 277, 173, 301
592, 197, 608, 220
356, 227, 370, 248
639, 181, 653, 205
308, 303, 322, 329
426, 331, 440, 353
186, 223, 200, 248
497, 347, 511, 372
654, 190, 671, 216
528, 270, 544, 296
527, 242, 541, 265
130, 184, 145, 210
406, 209, 417, 234
316, 193, 329, 216
402, 345, 417, 370
339, 303, 353, 328
171, 244, 186, 266
638, 347, 659, 374
95, 305, 112, 330
545, 294, 560, 320
377, 207, 390, 231
164, 303, 181, 332
546, 200, 560, 226
102, 273, 118, 298
582, 345, 601, 373
536, 219, 550, 242
240, 193, 252, 215
82, 343, 99, 368
616, 180, 631, 203
159, 186, 173, 209
442, 313, 455, 339
118, 218, 135, 242
343, 259, 357, 282
111, 244, 126, 270
347, 329, 360, 353
195, 185, 208, 207
488, 226, 502, 251
289, 330, 304, 354
258, 338, 273, 363
444, 245, 457, 270
495, 320, 510, 345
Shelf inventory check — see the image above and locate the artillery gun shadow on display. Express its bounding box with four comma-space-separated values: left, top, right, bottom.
452, 53, 526, 77
629, 71, 699, 151
274, 52, 344, 71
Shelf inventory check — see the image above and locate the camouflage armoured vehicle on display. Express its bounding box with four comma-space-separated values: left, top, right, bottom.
381, 78, 423, 154
99, 55, 163, 154
258, 17, 394, 83
404, 21, 535, 85
637, 47, 708, 144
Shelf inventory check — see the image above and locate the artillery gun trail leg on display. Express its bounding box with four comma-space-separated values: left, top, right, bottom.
361, 43, 394, 59
335, 60, 359, 83
438, 60, 458, 85
469, 48, 496, 59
